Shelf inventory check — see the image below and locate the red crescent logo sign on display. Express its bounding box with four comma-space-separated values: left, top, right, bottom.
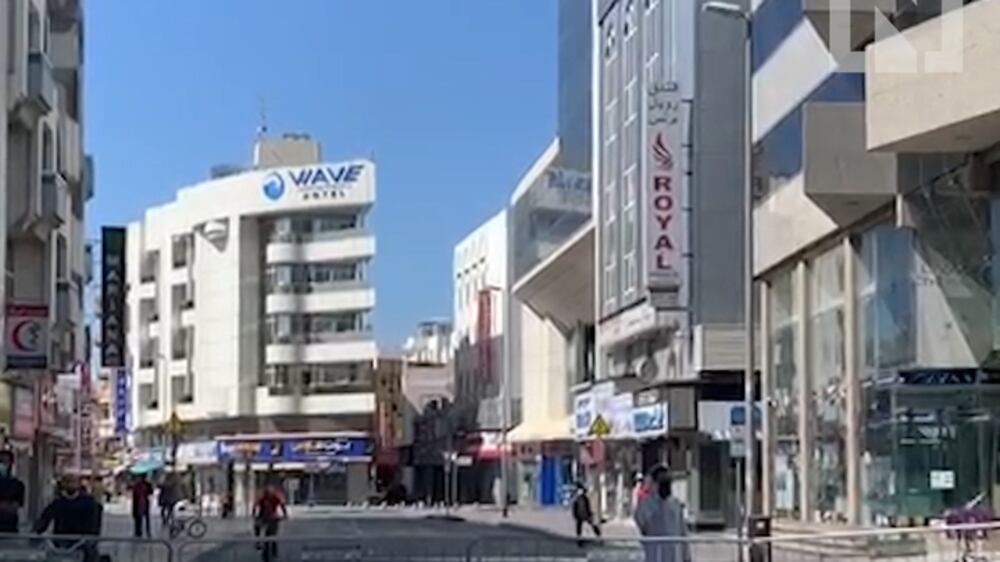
11, 320, 36, 351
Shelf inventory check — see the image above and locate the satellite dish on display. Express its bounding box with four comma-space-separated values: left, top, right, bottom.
637, 355, 658, 382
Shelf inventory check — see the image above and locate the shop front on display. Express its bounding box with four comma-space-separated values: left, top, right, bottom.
573, 382, 640, 520
217, 434, 372, 509
175, 440, 224, 508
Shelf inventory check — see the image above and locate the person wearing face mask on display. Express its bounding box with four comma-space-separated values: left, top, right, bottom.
0, 450, 25, 535
634, 465, 691, 562
34, 475, 102, 562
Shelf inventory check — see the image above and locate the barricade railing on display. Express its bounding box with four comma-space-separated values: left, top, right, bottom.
5, 521, 1000, 562
0, 533, 173, 562
760, 521, 1000, 562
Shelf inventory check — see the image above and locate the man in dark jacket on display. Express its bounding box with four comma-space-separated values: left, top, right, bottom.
34, 475, 102, 562
0, 450, 25, 535
571, 483, 601, 545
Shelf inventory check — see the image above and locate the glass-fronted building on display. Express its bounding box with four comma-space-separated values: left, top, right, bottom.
754, 0, 1000, 525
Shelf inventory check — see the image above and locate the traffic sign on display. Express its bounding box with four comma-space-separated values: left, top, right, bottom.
589, 415, 612, 438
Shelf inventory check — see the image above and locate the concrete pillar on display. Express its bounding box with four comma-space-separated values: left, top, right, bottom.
843, 237, 862, 525
795, 261, 813, 521
759, 280, 773, 516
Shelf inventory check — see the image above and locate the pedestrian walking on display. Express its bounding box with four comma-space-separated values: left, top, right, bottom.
0, 450, 25, 536
130, 473, 153, 538
34, 475, 102, 562
571, 483, 601, 545
158, 475, 179, 527
253, 483, 288, 562
634, 465, 691, 562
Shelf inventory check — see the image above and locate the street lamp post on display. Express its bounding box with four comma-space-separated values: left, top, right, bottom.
702, 0, 755, 544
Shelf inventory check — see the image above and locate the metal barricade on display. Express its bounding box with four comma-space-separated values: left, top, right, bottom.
468, 536, 743, 562
760, 521, 1000, 562
0, 534, 173, 562
176, 534, 744, 562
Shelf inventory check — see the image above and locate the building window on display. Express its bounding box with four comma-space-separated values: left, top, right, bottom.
172, 234, 192, 269
622, 168, 638, 299
809, 246, 847, 523
769, 268, 800, 519
140, 250, 159, 283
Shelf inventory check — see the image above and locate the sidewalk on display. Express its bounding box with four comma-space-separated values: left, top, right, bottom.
433, 505, 641, 539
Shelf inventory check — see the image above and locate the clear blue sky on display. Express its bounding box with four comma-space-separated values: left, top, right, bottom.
85, 1, 557, 346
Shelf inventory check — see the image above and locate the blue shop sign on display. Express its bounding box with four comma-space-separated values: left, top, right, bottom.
218, 437, 371, 463
633, 404, 668, 438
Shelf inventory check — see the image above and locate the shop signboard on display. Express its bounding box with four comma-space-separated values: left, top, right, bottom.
218, 436, 371, 463
645, 81, 686, 303
633, 403, 668, 438
573, 392, 594, 440
176, 441, 219, 466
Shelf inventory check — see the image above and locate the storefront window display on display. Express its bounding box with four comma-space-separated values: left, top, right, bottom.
810, 247, 847, 522
769, 269, 800, 518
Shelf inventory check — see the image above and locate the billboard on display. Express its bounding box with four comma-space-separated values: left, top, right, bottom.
645, 82, 687, 305
101, 227, 126, 367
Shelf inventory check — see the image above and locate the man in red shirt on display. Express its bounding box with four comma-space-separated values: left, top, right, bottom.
131, 474, 153, 538
253, 484, 287, 560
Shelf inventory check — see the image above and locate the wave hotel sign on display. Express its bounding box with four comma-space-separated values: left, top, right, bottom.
262, 163, 366, 202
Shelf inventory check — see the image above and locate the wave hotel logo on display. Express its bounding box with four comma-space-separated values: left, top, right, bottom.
262, 172, 285, 201
263, 164, 365, 202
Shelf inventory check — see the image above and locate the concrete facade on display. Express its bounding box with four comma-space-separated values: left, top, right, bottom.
1, 0, 91, 517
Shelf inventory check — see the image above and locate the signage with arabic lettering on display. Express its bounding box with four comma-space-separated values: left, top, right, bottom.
645, 81, 686, 302
217, 437, 371, 463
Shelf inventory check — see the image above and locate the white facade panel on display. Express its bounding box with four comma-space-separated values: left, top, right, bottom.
265, 235, 375, 264
255, 390, 375, 417
265, 340, 378, 365
753, 20, 836, 142
265, 287, 375, 315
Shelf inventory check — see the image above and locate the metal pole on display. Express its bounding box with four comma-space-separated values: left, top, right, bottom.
742, 13, 756, 548
500, 284, 512, 517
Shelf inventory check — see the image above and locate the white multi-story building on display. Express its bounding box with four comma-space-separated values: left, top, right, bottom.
451, 210, 514, 503
403, 319, 452, 366
125, 134, 376, 505
1, 0, 90, 516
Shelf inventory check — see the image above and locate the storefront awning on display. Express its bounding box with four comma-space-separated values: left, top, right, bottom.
508, 419, 573, 444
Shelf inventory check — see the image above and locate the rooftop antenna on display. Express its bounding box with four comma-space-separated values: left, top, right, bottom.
256, 97, 269, 140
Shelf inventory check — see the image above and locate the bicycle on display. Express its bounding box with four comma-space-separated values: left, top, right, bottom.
168, 500, 207, 539
943, 493, 992, 562
254, 516, 285, 562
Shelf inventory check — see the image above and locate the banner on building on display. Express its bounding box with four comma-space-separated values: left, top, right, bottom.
217, 436, 371, 463
645, 81, 686, 304
5, 304, 48, 370
114, 368, 130, 436
101, 227, 126, 367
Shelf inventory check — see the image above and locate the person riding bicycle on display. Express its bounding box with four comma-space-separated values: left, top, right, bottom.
253, 483, 287, 561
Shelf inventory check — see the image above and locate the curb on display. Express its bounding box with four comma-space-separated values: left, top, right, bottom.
424, 514, 467, 522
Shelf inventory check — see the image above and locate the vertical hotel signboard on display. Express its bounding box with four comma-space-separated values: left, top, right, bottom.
645, 82, 686, 307
114, 368, 130, 436
101, 227, 126, 367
